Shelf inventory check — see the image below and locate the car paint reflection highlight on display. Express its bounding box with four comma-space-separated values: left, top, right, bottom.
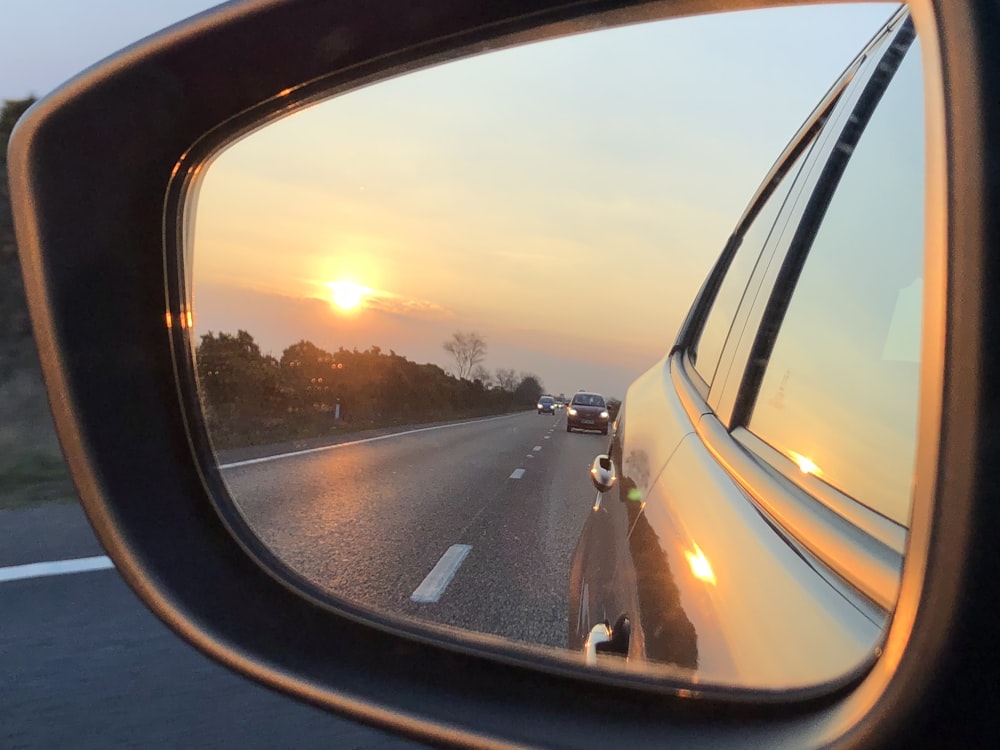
684, 543, 716, 586
789, 450, 822, 477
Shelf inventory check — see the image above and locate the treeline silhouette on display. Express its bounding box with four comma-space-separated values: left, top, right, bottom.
197, 330, 544, 449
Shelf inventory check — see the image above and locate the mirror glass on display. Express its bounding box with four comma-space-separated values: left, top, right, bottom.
188, 2, 917, 692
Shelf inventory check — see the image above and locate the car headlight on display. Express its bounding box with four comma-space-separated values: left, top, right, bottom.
537, 403, 543, 409
568, 408, 577, 416
600, 411, 609, 419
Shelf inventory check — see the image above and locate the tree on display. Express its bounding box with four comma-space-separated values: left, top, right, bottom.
494, 368, 518, 392
513, 373, 544, 406
1, 98, 39, 374
443, 331, 487, 380
280, 340, 340, 412
196, 330, 281, 419
607, 397, 622, 419
471, 365, 494, 388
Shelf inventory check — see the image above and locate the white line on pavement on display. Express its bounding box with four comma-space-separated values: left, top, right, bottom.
533, 446, 542, 451
220, 414, 516, 469
544, 436, 550, 439
509, 468, 526, 479
526, 454, 534, 459
0, 555, 114, 584
410, 544, 472, 603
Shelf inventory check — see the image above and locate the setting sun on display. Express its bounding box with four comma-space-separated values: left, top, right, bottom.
328, 280, 370, 311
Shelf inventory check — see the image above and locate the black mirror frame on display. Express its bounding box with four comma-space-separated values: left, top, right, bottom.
9, 0, 1000, 746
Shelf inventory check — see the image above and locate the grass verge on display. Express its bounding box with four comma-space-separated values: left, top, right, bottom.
0, 452, 76, 510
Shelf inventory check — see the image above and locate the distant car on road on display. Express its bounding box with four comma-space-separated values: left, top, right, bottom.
537, 395, 556, 414
566, 392, 609, 434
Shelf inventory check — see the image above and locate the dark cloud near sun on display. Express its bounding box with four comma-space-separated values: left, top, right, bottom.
363, 291, 452, 320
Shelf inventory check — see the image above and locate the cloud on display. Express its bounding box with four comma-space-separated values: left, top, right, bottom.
362, 290, 452, 320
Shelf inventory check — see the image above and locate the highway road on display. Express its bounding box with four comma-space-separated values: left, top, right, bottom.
0, 410, 606, 748
223, 409, 607, 649
0, 503, 423, 748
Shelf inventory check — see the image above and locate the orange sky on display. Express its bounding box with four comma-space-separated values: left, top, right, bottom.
190, 4, 896, 398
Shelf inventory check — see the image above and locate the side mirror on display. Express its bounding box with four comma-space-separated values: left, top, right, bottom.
15, 0, 1000, 747
590, 453, 617, 493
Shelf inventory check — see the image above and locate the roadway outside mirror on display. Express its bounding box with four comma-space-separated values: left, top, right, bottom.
186, 2, 919, 694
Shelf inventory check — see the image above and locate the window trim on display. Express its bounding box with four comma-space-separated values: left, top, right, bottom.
672, 55, 864, 370
730, 18, 918, 429
675, 352, 904, 612
673, 14, 919, 615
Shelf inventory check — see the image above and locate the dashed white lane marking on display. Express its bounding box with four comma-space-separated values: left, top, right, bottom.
509, 468, 526, 479
220, 414, 516, 469
533, 446, 542, 451
0, 555, 114, 584
526, 454, 534, 459
544, 436, 550, 440
410, 544, 472, 603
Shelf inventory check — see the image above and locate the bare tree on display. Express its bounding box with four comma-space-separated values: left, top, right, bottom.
471, 365, 494, 388
443, 331, 487, 380
494, 367, 518, 392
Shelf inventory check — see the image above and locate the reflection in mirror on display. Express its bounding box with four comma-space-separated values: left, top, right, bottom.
188, 2, 917, 693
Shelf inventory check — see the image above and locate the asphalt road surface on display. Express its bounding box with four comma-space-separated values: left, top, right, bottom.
223, 410, 606, 649
1, 410, 606, 748
0, 504, 424, 748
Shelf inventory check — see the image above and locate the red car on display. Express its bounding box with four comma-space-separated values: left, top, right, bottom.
566, 392, 610, 434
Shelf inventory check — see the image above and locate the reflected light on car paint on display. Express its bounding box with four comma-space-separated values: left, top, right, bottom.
788, 450, 822, 477
165, 310, 195, 329
684, 543, 717, 586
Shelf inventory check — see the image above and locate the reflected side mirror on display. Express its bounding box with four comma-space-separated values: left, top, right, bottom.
590, 453, 617, 493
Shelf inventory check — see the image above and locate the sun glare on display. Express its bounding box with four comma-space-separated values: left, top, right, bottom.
328, 280, 369, 311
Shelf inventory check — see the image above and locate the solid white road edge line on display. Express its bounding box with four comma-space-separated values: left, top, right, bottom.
0, 555, 114, 584
220, 414, 518, 469
410, 544, 472, 603
509, 468, 526, 479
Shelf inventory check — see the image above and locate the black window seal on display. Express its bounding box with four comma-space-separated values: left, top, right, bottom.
729, 17, 917, 430
673, 55, 862, 360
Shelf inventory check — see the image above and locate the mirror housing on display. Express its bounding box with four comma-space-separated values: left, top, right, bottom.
590, 453, 617, 493
11, 0, 1000, 747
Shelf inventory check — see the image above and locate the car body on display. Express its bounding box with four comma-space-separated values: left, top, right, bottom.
566, 392, 610, 434
537, 395, 556, 414
569, 6, 919, 687
11, 0, 1000, 747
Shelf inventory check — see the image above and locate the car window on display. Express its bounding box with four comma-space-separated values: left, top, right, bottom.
747, 35, 923, 525
690, 142, 813, 387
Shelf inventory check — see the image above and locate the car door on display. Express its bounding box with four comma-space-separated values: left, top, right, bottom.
565, 18, 876, 663
573, 9, 921, 691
